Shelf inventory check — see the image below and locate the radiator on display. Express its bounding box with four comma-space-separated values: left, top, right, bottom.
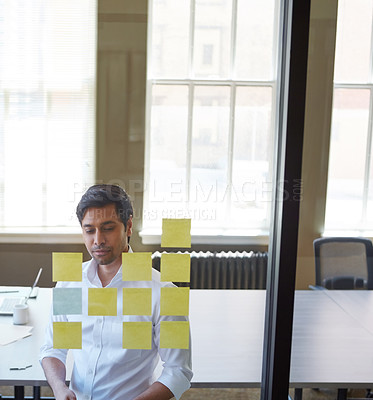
152, 251, 268, 289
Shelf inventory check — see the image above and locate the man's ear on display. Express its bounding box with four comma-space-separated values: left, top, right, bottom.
126, 216, 133, 237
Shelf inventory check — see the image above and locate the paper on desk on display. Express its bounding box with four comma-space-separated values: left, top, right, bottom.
0, 324, 33, 346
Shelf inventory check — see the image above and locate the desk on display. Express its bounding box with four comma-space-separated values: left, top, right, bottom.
291, 290, 373, 390
0, 288, 73, 399
321, 290, 373, 335
1, 289, 373, 399
0, 288, 51, 386
190, 290, 373, 391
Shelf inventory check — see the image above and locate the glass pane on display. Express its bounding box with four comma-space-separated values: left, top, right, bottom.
334, 0, 373, 83
151, 0, 190, 79
3, 114, 44, 226
0, 0, 95, 228
325, 89, 370, 229
45, 94, 94, 227
190, 85, 230, 228
193, 0, 232, 79
0, 1, 43, 91
231, 86, 273, 230
147, 85, 189, 228
235, 0, 276, 80
44, 0, 96, 91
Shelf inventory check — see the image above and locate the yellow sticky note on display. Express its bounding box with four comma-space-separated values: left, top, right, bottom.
52, 253, 82, 282
123, 321, 152, 349
88, 288, 117, 316
160, 321, 189, 349
160, 287, 190, 316
161, 219, 191, 248
123, 288, 152, 315
122, 253, 152, 281
161, 253, 191, 282
53, 322, 82, 349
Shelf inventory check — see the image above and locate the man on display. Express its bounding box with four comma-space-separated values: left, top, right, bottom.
40, 184, 193, 400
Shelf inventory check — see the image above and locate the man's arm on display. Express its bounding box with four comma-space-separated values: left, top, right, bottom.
133, 381, 174, 400
41, 357, 77, 400
152, 286, 193, 400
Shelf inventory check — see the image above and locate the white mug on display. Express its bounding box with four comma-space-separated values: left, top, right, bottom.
13, 304, 29, 325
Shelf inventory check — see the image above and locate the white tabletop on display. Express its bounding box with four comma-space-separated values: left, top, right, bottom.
290, 290, 373, 388
321, 290, 373, 335
1, 288, 373, 389
0, 287, 52, 386
190, 290, 373, 388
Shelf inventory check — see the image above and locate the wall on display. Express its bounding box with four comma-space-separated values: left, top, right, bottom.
0, 243, 89, 287
295, 0, 338, 289
96, 0, 147, 253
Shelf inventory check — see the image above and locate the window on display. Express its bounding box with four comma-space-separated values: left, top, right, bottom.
142, 0, 280, 242
0, 0, 96, 234
202, 44, 214, 65
325, 0, 373, 233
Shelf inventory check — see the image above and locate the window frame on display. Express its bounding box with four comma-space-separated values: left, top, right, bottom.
141, 0, 281, 244
324, 0, 373, 235
0, 0, 97, 241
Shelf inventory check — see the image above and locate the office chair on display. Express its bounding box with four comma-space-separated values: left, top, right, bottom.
313, 237, 373, 399
313, 237, 373, 290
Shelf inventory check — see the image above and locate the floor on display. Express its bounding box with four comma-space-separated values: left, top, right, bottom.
0, 386, 370, 399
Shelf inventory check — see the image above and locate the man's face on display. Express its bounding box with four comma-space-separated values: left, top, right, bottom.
81, 203, 132, 267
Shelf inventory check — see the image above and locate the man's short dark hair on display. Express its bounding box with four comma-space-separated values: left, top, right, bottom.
76, 184, 133, 230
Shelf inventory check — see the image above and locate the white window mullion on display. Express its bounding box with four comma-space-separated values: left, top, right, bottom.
365, 6, 373, 228
361, 86, 373, 227
186, 82, 194, 208
226, 83, 236, 220
0, 95, 4, 226
335, 83, 373, 89
268, 80, 277, 230
224, 0, 238, 219
269, 0, 281, 228
188, 0, 196, 80
271, 0, 281, 81
363, 3, 373, 227
142, 77, 153, 221
42, 100, 49, 227
369, 4, 373, 83
186, 0, 196, 208
142, 0, 155, 223
153, 78, 275, 86
230, 0, 238, 79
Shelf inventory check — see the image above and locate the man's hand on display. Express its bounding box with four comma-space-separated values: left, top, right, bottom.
53, 383, 77, 400
41, 357, 76, 400
133, 381, 174, 400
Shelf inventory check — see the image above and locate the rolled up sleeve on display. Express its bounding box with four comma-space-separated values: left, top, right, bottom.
154, 315, 193, 400
39, 308, 68, 366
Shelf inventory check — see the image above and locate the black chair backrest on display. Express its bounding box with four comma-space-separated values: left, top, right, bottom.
313, 237, 373, 290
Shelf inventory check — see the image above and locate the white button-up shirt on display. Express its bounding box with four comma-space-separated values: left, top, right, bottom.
40, 255, 193, 400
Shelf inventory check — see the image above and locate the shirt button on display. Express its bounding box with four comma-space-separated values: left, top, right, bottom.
95, 344, 100, 348
88, 369, 93, 374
